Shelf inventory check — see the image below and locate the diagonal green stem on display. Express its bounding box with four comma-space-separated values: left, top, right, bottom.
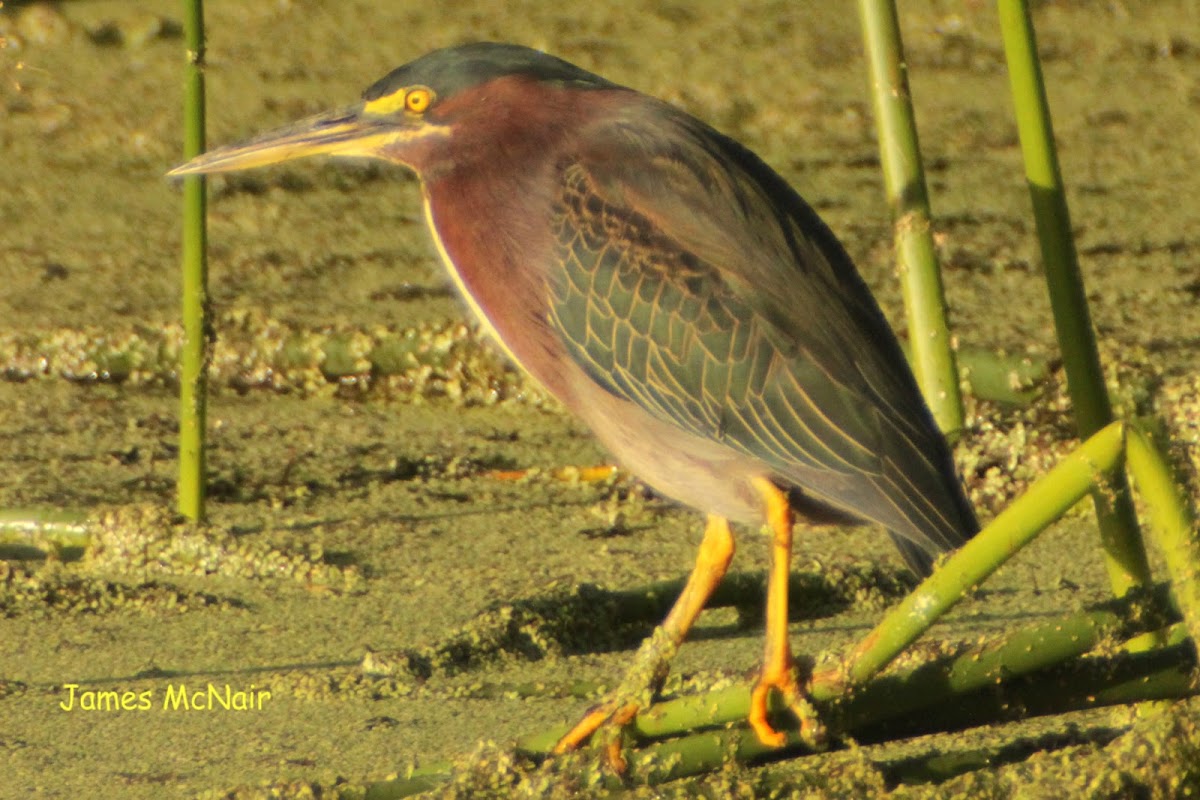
857, 0, 964, 436
178, 0, 209, 521
511, 423, 1129, 753
822, 421, 1125, 691
1126, 425, 1200, 648
623, 582, 1175, 743
996, 0, 1150, 598
369, 612, 1191, 799
359, 421, 1200, 797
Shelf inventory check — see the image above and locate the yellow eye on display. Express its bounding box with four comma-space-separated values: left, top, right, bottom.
405, 87, 434, 113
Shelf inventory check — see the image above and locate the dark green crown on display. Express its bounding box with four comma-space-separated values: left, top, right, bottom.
362, 42, 616, 103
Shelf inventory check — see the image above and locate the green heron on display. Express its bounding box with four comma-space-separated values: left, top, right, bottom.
171, 42, 977, 752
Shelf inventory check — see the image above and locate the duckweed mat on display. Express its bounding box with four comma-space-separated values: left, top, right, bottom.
2, 1, 1198, 798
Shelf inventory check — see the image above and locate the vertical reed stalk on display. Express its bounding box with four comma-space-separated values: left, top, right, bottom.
178, 0, 208, 521
997, 0, 1150, 597
857, 0, 964, 436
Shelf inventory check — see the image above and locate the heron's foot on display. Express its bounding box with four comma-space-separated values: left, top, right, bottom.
553, 625, 678, 771
748, 659, 827, 749
553, 698, 641, 773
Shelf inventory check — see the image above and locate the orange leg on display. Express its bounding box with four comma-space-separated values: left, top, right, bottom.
554, 514, 735, 758
747, 477, 824, 748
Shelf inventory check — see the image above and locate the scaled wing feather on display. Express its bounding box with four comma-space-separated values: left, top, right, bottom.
545, 111, 976, 565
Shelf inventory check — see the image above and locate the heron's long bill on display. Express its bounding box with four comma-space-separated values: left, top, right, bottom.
167, 107, 429, 177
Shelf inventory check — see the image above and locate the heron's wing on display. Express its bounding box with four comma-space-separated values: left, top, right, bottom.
550, 165, 881, 476
546, 111, 975, 564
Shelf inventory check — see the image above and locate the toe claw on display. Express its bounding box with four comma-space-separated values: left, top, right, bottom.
748, 681, 787, 747
748, 666, 825, 749
603, 736, 629, 774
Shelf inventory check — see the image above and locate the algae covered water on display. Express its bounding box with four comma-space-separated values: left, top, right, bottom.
1, 1, 1198, 796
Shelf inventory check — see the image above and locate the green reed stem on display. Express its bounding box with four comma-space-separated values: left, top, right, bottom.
857, 0, 964, 436
827, 420, 1125, 690
178, 0, 209, 521
996, 0, 1150, 598
367, 615, 1192, 799
0, 509, 90, 558
1126, 425, 1200, 649
505, 422, 1129, 755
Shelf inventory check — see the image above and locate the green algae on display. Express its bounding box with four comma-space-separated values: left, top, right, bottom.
0, 312, 526, 404
0, 558, 237, 618
85, 503, 363, 590
1, 0, 1199, 798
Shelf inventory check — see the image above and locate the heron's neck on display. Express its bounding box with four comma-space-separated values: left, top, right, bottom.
421, 168, 572, 401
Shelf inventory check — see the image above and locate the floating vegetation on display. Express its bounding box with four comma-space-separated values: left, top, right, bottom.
84, 503, 362, 591
1157, 372, 1200, 501
0, 309, 534, 406
0, 312, 1163, 423
360, 567, 914, 685
0, 559, 236, 618
957, 340, 1164, 519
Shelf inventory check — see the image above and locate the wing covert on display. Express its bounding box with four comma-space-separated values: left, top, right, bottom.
541, 112, 978, 565
547, 165, 884, 483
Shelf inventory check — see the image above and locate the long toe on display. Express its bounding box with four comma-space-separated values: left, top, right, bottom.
748, 665, 826, 749
553, 516, 734, 767
553, 625, 679, 769
554, 699, 639, 754
554, 699, 641, 773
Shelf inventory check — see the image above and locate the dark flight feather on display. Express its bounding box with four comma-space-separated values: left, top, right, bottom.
546, 106, 977, 573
